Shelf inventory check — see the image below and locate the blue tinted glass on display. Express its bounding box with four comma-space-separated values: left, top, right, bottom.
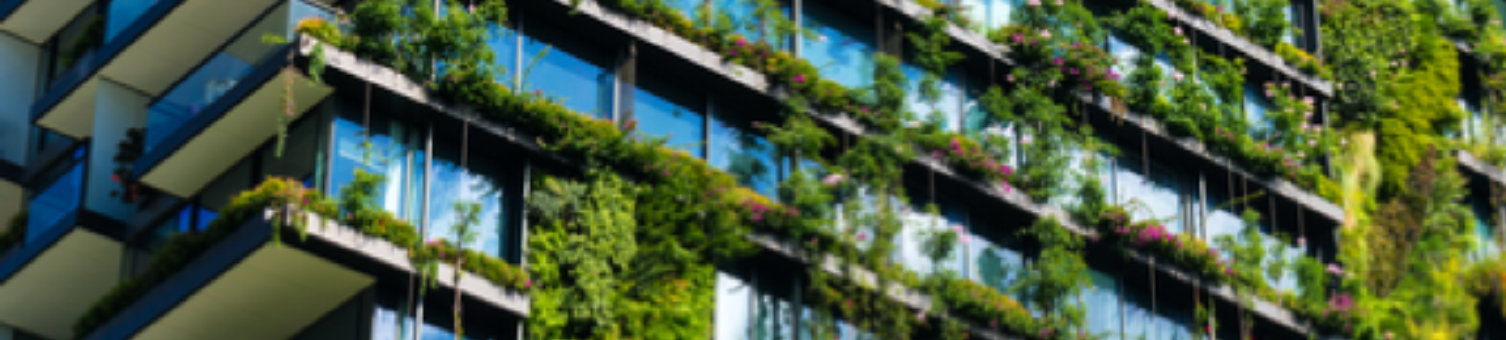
428, 155, 508, 257
522, 35, 614, 119
1108, 35, 1139, 82
1114, 152, 1183, 233
328, 116, 423, 221
1203, 185, 1243, 256
1082, 270, 1121, 339
106, 0, 165, 42
903, 65, 965, 132
713, 0, 784, 46
1474, 198, 1499, 259
1244, 83, 1273, 139
710, 111, 777, 196
26, 162, 84, 243
633, 79, 705, 158
196, 206, 218, 231
668, 0, 699, 19
1122, 285, 1155, 339
487, 24, 518, 85
801, 1, 877, 88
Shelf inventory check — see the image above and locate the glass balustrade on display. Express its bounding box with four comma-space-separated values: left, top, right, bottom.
143, 0, 333, 151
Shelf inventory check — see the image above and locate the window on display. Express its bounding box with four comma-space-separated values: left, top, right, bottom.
1473, 197, 1499, 261
1112, 151, 1185, 234
894, 202, 967, 276
710, 104, 778, 197
633, 73, 707, 158
1203, 182, 1245, 254
487, 24, 519, 86
328, 112, 425, 222
427, 131, 514, 258
1108, 34, 1140, 81
800, 1, 877, 88
959, 0, 1017, 31
521, 23, 616, 119
903, 65, 964, 132
1082, 269, 1122, 339
969, 219, 1026, 297
1244, 83, 1275, 140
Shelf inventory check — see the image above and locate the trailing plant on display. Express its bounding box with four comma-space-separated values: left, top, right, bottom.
109, 128, 151, 204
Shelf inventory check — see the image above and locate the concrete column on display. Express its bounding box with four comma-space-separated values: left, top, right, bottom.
87, 79, 149, 221
0, 32, 40, 166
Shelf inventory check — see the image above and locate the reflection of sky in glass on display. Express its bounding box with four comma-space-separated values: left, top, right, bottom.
634, 83, 705, 158
801, 2, 876, 89
107, 0, 164, 42
428, 159, 506, 257
1114, 153, 1183, 234
522, 37, 614, 119
752, 289, 796, 339
715, 271, 752, 340
894, 205, 967, 276
969, 230, 1024, 298
486, 24, 518, 85
1109, 35, 1139, 82
1082, 270, 1121, 339
960, 0, 1015, 31
1244, 83, 1274, 139
329, 117, 423, 222
1204, 190, 1244, 255
710, 115, 777, 197
1122, 288, 1154, 339
903, 65, 964, 132
372, 305, 488, 340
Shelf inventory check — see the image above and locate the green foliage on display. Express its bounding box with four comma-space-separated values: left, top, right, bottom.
526, 173, 640, 338
907, 16, 966, 106
1234, 0, 1291, 47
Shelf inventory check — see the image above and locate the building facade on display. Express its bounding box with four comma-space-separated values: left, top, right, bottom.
0, 0, 1500, 339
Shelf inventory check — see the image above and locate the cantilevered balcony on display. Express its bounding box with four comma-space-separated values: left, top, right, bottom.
30, 0, 332, 139
132, 0, 333, 198
76, 208, 528, 340
0, 0, 95, 43
0, 148, 125, 340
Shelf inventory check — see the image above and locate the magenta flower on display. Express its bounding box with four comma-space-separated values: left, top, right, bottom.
735, 37, 747, 46
793, 74, 806, 83
1052, 57, 1064, 65
524, 279, 532, 288
1012, 32, 1024, 44
822, 173, 847, 186
856, 232, 869, 241
1174, 26, 1183, 36
1327, 263, 1344, 276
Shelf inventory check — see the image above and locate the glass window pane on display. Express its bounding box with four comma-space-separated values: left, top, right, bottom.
801, 1, 877, 88
634, 76, 706, 158
1244, 83, 1274, 139
1203, 183, 1243, 256
1474, 198, 1499, 260
428, 135, 510, 257
969, 226, 1025, 295
1114, 152, 1184, 233
710, 108, 778, 197
522, 27, 615, 119
1109, 35, 1139, 82
488, 24, 518, 85
904, 65, 964, 132
328, 115, 424, 222
960, 0, 1016, 30
1083, 270, 1122, 339
26, 162, 83, 242
716, 271, 754, 340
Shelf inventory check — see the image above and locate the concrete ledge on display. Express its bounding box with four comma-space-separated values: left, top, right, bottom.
1458, 150, 1506, 186
1143, 0, 1333, 96
299, 210, 532, 316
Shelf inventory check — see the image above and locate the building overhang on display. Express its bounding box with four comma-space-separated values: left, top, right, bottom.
0, 211, 124, 340
133, 43, 331, 198
31, 0, 289, 138
79, 209, 528, 340
0, 0, 94, 43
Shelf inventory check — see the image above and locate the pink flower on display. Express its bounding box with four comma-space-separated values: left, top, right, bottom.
1173, 72, 1184, 82
1297, 237, 1307, 247
1327, 263, 1344, 276
793, 74, 806, 83
524, 279, 532, 288
953, 225, 969, 244
1040, 29, 1052, 39
1385, 332, 1394, 339
1027, 0, 1041, 6
736, 37, 747, 46
1053, 57, 1064, 65
856, 232, 868, 241
1021, 135, 1032, 145
1000, 164, 1014, 176
1174, 27, 1183, 36
822, 173, 846, 186
1012, 32, 1024, 44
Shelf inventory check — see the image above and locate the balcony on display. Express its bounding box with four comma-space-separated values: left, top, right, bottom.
0, 0, 95, 43
30, 0, 324, 139
132, 0, 333, 198
0, 151, 125, 340
77, 207, 528, 340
